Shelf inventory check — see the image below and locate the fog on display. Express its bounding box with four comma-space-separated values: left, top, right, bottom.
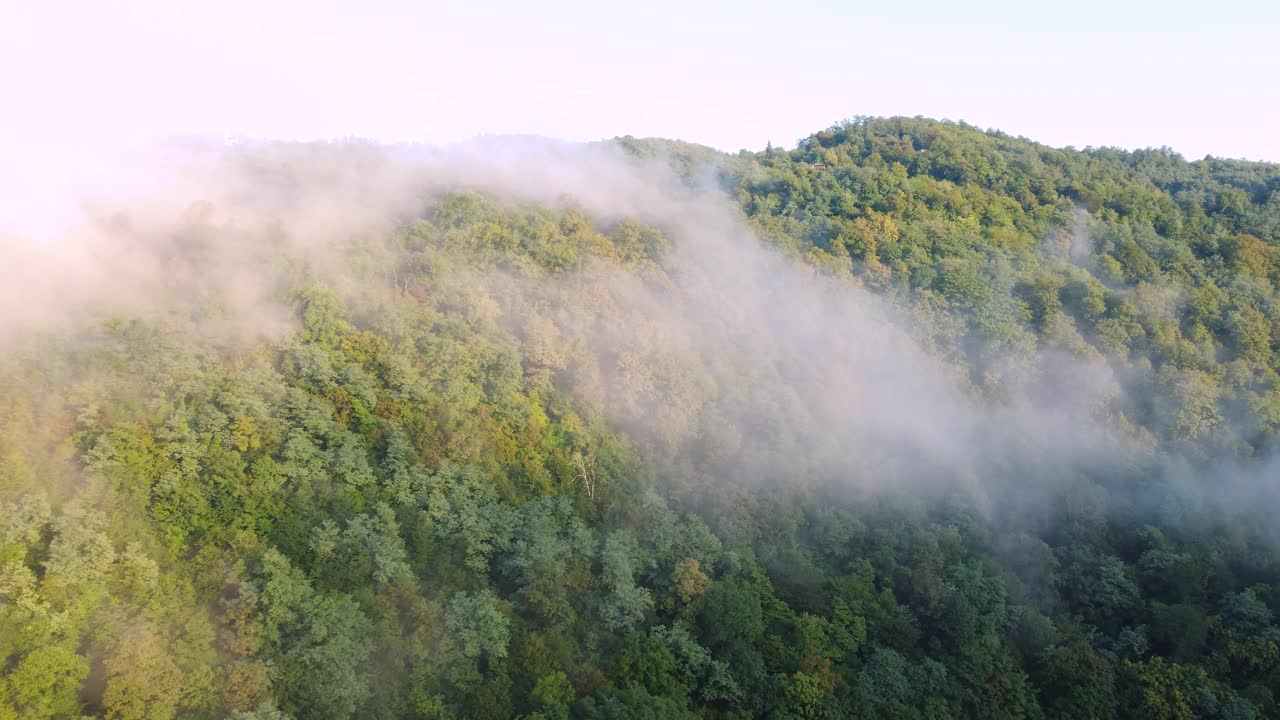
0, 136, 1270, 529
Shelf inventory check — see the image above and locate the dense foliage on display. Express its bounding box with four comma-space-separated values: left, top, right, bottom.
3, 117, 1280, 719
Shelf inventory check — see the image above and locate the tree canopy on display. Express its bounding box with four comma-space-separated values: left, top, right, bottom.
2, 117, 1279, 719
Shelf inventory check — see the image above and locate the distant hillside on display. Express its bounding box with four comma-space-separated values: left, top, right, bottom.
737, 118, 1280, 451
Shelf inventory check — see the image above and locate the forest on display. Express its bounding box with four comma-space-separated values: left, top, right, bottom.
2, 116, 1280, 719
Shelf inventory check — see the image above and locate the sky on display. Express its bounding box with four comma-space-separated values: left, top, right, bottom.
2, 0, 1278, 167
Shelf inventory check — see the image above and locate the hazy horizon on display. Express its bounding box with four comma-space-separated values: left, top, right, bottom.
4, 0, 1278, 162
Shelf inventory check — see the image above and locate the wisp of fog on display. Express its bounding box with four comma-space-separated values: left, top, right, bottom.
1, 136, 1271, 528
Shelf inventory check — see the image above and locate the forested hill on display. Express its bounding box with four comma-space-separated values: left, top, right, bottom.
1, 117, 1279, 720
734, 118, 1280, 454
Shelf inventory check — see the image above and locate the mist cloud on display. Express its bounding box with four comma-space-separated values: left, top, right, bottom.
0, 136, 1269, 530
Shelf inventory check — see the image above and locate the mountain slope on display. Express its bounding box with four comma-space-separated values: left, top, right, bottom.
1, 118, 1278, 720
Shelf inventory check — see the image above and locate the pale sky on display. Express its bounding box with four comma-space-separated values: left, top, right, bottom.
2, 0, 1278, 161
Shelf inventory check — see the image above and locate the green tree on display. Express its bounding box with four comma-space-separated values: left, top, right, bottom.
101, 629, 185, 720
446, 590, 510, 662
531, 671, 575, 720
